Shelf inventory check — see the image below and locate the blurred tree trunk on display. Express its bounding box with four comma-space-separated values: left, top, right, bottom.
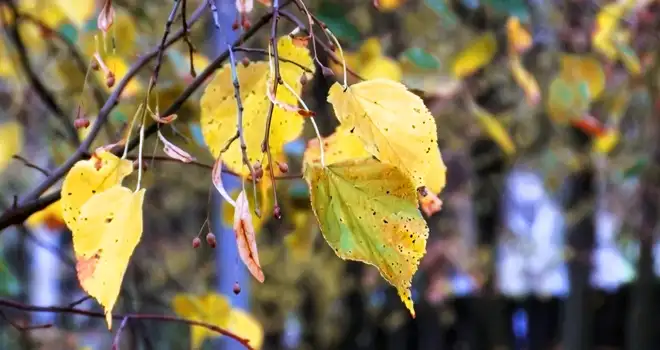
469, 138, 511, 350
561, 128, 596, 350
625, 50, 660, 350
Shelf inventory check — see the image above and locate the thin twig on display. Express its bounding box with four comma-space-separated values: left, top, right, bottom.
0, 4, 287, 231
228, 44, 260, 215
68, 296, 91, 308
10, 2, 207, 208
149, 0, 182, 93
262, 0, 282, 218
17, 13, 108, 110
207, 0, 221, 28
11, 155, 50, 177
0, 298, 254, 350
112, 316, 130, 350
182, 0, 197, 77
2, 2, 80, 146
279, 9, 364, 81
234, 47, 313, 72
0, 310, 52, 331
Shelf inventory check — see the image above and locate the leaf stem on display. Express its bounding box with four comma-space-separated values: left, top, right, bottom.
228, 44, 260, 216
324, 28, 348, 89
262, 0, 282, 217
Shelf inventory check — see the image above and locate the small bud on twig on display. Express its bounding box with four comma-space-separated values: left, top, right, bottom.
206, 232, 217, 248
106, 72, 115, 88
276, 161, 289, 173
233, 282, 241, 295
192, 237, 201, 249
273, 205, 282, 220
74, 118, 90, 129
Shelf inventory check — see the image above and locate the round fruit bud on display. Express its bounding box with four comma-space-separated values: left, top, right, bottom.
74, 118, 90, 129
106, 72, 115, 88
273, 205, 282, 220
233, 282, 241, 295
91, 59, 100, 71
231, 20, 240, 31
241, 57, 250, 67
276, 161, 289, 173
206, 232, 217, 248
241, 18, 251, 31
192, 237, 201, 249
299, 73, 308, 86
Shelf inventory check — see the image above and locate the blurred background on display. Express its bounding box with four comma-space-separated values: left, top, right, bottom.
1, 0, 660, 349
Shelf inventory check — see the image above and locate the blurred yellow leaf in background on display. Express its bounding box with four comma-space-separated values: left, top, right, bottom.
452, 32, 497, 78
0, 121, 23, 174
330, 37, 402, 83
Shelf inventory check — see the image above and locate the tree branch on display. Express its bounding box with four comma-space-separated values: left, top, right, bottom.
0, 7, 281, 231
0, 298, 254, 350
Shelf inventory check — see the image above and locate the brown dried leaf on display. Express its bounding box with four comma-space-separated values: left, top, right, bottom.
233, 190, 264, 283
157, 131, 196, 163
212, 157, 237, 207
97, 0, 115, 33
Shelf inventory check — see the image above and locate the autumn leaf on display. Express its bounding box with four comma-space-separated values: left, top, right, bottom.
547, 76, 591, 124
509, 55, 539, 106
452, 32, 497, 78
506, 17, 532, 54
0, 121, 23, 174
234, 190, 265, 283
60, 150, 134, 233
327, 79, 446, 193
74, 185, 146, 329
26, 200, 65, 230
94, 55, 143, 97
559, 54, 605, 100
172, 293, 231, 350
304, 158, 429, 317
200, 36, 314, 176
302, 125, 370, 166
467, 98, 516, 156
227, 309, 264, 350
330, 38, 402, 83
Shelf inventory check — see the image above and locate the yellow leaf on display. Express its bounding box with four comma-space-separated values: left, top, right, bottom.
506, 17, 532, 54
17, 0, 67, 28
593, 129, 620, 154
467, 99, 516, 156
60, 150, 133, 234
452, 32, 497, 78
74, 185, 146, 329
304, 158, 429, 317
330, 38, 402, 83
172, 293, 231, 350
26, 201, 65, 230
509, 55, 540, 106
327, 79, 446, 192
0, 121, 23, 174
227, 309, 264, 350
54, 0, 95, 27
375, 0, 406, 12
200, 36, 314, 176
559, 54, 605, 100
302, 125, 370, 166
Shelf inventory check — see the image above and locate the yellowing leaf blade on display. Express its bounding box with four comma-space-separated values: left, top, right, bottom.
233, 191, 264, 283
327, 79, 446, 192
74, 186, 146, 329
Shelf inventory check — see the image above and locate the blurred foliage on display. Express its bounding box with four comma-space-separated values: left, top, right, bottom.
1, 0, 660, 349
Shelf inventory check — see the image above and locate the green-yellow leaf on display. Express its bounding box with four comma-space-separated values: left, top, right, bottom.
304, 158, 429, 317
452, 32, 497, 78
327, 79, 446, 193
200, 36, 314, 176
